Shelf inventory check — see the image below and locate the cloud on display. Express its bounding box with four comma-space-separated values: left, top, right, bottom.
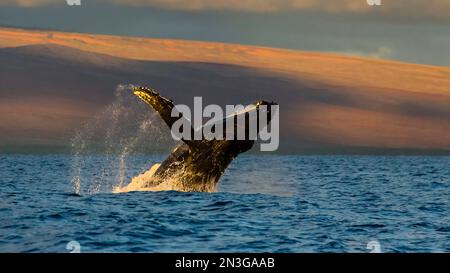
2, 0, 450, 21
340, 46, 394, 60
1, 0, 59, 7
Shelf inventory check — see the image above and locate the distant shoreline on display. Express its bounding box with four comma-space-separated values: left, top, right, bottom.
1, 145, 449, 156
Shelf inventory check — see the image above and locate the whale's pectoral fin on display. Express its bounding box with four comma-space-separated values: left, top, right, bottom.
133, 86, 205, 150
133, 86, 178, 128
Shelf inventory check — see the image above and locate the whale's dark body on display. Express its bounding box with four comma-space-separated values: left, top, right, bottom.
132, 86, 276, 192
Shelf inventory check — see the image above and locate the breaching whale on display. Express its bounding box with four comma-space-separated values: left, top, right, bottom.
119, 86, 277, 193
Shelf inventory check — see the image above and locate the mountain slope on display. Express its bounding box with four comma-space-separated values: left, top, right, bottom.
1, 27, 449, 154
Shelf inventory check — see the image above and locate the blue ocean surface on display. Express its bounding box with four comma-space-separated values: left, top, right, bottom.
0, 154, 449, 253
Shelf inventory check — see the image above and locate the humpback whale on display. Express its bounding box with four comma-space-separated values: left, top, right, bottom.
119, 86, 277, 193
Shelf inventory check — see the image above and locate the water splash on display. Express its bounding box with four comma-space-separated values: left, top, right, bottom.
112, 160, 217, 193
70, 84, 175, 195
113, 163, 161, 193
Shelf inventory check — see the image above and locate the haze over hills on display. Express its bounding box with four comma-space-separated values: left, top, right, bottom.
1, 27, 450, 154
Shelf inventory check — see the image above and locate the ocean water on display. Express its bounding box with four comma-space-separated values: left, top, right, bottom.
0, 154, 449, 253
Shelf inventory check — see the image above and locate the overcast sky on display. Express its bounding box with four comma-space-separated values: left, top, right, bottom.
1, 0, 449, 67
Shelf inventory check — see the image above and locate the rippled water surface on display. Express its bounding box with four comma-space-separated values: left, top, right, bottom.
0, 155, 449, 252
